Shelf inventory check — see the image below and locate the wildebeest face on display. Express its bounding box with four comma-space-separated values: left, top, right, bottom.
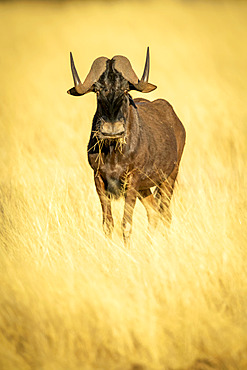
67, 49, 157, 140
94, 60, 130, 139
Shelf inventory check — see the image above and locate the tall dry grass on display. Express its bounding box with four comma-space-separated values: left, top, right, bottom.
0, 0, 247, 369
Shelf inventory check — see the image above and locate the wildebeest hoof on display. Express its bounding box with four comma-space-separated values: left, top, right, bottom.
122, 222, 132, 245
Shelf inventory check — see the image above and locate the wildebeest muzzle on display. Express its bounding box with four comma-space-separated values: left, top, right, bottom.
99, 120, 125, 139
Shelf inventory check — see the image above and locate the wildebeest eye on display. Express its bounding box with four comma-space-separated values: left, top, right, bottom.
124, 89, 128, 94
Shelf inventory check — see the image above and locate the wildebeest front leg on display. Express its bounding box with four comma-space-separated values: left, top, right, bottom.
94, 173, 114, 237
122, 175, 138, 244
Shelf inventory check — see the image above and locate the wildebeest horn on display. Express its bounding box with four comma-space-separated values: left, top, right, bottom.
67, 52, 108, 96
135, 47, 157, 93
70, 52, 81, 87
113, 55, 139, 86
141, 46, 150, 83
113, 47, 157, 93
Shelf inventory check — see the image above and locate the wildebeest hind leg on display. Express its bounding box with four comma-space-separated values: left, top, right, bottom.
154, 166, 179, 226
138, 189, 158, 231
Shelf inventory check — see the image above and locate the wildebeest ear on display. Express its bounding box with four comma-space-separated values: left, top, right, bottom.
67, 87, 87, 96
129, 81, 157, 93
140, 82, 157, 93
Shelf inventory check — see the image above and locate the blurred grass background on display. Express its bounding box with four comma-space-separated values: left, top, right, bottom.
0, 0, 247, 369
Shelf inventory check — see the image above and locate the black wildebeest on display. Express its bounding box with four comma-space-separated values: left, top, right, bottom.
67, 48, 185, 243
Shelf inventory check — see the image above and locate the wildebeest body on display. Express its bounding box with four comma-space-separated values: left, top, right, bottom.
68, 48, 186, 243
88, 98, 181, 195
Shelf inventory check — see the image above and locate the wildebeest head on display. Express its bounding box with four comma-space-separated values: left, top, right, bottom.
67, 48, 157, 139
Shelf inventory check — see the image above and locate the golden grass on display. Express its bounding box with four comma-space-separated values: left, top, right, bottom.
1, 0, 247, 369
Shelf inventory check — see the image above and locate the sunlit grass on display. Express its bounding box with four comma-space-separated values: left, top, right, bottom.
0, 0, 247, 369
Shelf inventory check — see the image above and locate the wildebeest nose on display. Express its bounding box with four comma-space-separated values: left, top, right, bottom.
101, 121, 124, 136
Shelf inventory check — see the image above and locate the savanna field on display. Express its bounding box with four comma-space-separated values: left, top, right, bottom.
0, 0, 247, 369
